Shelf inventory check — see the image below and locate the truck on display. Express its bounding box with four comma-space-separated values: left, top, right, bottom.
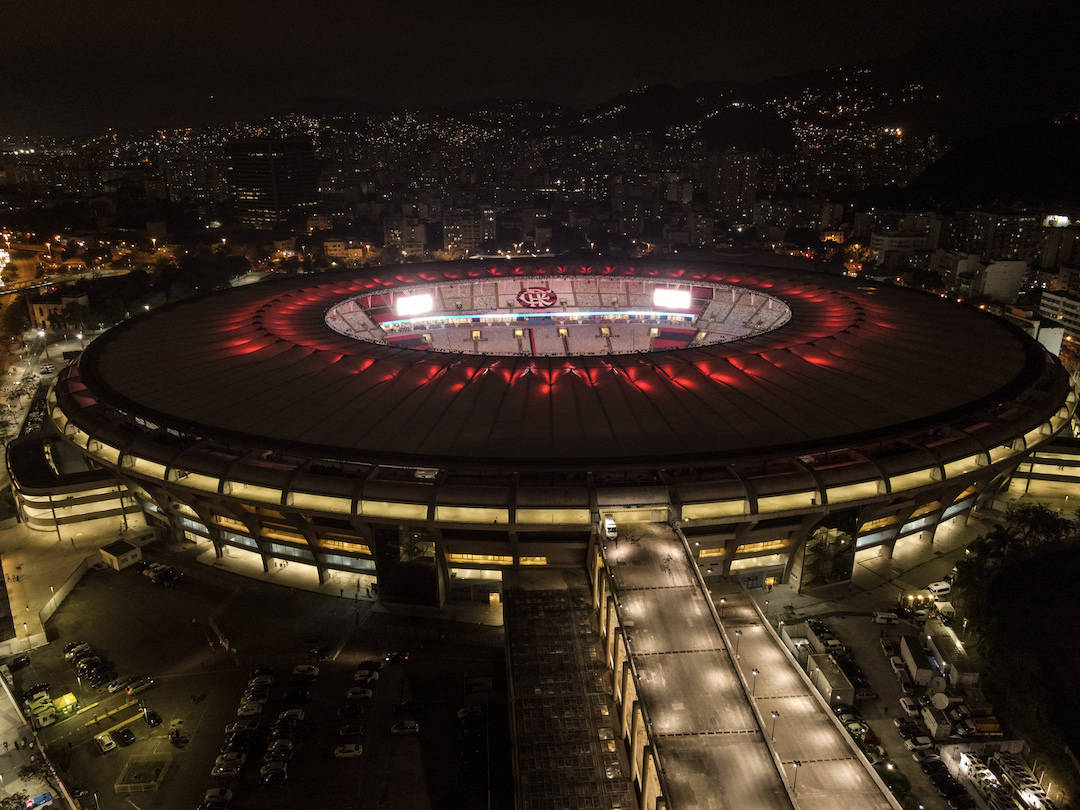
935, 601, 956, 624
900, 634, 933, 686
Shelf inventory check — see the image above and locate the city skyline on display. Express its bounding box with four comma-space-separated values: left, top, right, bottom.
1, 0, 1070, 136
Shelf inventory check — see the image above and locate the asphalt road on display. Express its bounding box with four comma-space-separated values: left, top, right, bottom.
13, 547, 510, 810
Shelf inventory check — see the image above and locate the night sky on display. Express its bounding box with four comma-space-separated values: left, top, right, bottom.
0, 0, 1040, 136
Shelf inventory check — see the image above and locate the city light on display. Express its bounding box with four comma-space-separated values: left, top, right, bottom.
394, 293, 434, 317
652, 287, 691, 310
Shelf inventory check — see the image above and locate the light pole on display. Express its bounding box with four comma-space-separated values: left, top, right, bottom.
719, 597, 726, 619
76, 331, 84, 348
734, 629, 742, 659
751, 668, 759, 696
792, 760, 802, 792
38, 329, 50, 361
770, 710, 780, 741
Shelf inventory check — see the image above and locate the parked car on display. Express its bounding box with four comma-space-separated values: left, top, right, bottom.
353, 669, 379, 683
385, 651, 409, 663
242, 689, 271, 705
912, 751, 942, 765
106, 677, 132, 694
888, 656, 906, 676
210, 753, 246, 777
334, 743, 364, 758
263, 740, 295, 762
94, 732, 116, 753
248, 675, 273, 688
278, 708, 305, 723
879, 637, 898, 657
390, 720, 420, 735
143, 710, 162, 728
114, 728, 136, 747
126, 676, 155, 695
226, 719, 261, 734
904, 736, 934, 751
346, 687, 373, 701
64, 643, 91, 660
338, 724, 366, 737
259, 761, 288, 784
898, 697, 920, 717
237, 703, 263, 718
291, 665, 319, 679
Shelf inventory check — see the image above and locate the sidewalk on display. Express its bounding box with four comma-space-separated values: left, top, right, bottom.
196, 545, 504, 627
746, 509, 1000, 623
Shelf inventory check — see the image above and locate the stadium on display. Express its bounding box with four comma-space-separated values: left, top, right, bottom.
37, 257, 1075, 604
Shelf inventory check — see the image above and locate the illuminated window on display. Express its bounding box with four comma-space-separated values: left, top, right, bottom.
699, 547, 725, 558
446, 553, 513, 565
320, 538, 372, 555
212, 514, 248, 532
518, 556, 548, 566
649, 327, 659, 337
735, 539, 788, 555
859, 515, 898, 533
514, 329, 524, 338
260, 526, 307, 543
910, 501, 942, 518
471, 329, 482, 341
558, 327, 568, 337
599, 326, 611, 337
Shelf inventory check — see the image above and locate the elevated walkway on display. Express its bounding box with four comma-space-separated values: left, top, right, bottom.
593, 522, 897, 809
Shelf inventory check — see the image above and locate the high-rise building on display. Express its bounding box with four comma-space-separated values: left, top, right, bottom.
228, 140, 320, 230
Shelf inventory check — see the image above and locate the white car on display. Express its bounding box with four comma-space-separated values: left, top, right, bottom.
292, 664, 319, 678
346, 687, 373, 700
912, 751, 941, 765
904, 736, 934, 751
241, 690, 271, 705
247, 674, 274, 688
888, 656, 906, 676
898, 697, 920, 717
236, 702, 263, 717
278, 708, 305, 723
94, 732, 117, 753
225, 719, 260, 734
210, 752, 246, 777
106, 677, 132, 694
65, 643, 92, 661
390, 720, 420, 735
335, 743, 364, 758
603, 517, 617, 539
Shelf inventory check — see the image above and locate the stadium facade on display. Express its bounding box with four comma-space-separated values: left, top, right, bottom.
31, 258, 1075, 604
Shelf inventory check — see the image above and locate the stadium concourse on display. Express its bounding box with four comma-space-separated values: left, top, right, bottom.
16, 256, 1074, 809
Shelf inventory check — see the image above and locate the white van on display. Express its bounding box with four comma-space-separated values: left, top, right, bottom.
603, 517, 617, 540
927, 581, 951, 598
872, 611, 899, 624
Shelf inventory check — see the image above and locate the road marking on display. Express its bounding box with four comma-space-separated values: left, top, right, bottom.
101, 711, 143, 735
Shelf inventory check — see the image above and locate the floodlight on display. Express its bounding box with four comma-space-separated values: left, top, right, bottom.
652, 287, 691, 309
394, 293, 434, 317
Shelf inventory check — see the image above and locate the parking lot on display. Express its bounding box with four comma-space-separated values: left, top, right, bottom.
11, 547, 511, 810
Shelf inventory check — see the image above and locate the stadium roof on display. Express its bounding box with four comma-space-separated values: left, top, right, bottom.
72, 258, 1061, 470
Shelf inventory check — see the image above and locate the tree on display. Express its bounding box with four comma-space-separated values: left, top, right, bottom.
1003, 502, 1075, 550
0, 792, 30, 810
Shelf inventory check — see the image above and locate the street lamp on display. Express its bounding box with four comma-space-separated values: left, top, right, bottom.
734, 629, 742, 659
76, 331, 84, 348
719, 597, 726, 619
37, 329, 50, 361
792, 760, 802, 791
770, 710, 780, 740
751, 668, 759, 696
